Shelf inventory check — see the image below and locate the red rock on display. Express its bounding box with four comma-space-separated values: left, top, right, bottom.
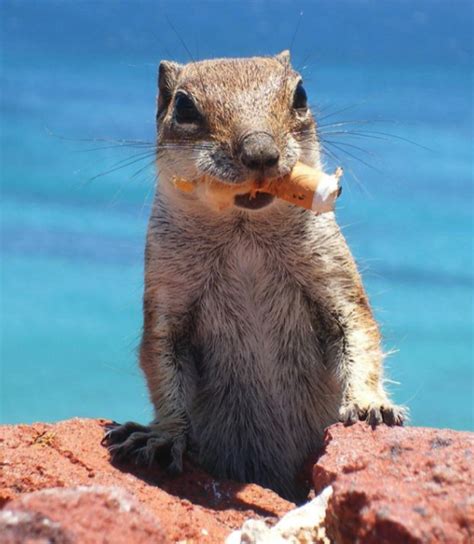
0, 418, 294, 543
3, 417, 473, 543
1, 486, 166, 544
313, 422, 474, 544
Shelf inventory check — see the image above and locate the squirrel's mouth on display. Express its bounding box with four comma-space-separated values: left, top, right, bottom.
234, 191, 275, 210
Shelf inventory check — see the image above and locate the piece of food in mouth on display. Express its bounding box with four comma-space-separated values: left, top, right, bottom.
264, 161, 343, 213
171, 161, 343, 213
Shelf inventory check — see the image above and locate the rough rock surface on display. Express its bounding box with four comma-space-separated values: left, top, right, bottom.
2, 418, 473, 543
1, 486, 166, 544
313, 422, 474, 544
0, 418, 294, 543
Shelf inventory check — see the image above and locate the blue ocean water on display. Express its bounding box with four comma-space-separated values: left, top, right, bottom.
1, 1, 472, 430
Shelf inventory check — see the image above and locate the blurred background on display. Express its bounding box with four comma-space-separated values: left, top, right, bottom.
1, 0, 472, 429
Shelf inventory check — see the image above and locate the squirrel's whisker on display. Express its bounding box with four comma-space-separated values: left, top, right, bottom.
86, 151, 157, 183
320, 139, 379, 159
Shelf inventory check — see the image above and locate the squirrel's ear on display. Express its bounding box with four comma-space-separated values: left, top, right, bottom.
157, 60, 183, 115
275, 50, 291, 66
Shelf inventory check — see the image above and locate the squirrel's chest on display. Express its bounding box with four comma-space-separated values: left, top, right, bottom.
226, 241, 269, 307
194, 239, 312, 363
217, 241, 284, 320
198, 241, 277, 328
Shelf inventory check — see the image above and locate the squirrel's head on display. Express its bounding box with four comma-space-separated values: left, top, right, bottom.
156, 51, 320, 212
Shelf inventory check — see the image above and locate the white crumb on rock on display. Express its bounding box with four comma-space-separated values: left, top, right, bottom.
0, 509, 62, 529
226, 486, 333, 544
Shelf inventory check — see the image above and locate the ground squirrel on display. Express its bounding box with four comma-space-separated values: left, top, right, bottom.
104, 51, 405, 502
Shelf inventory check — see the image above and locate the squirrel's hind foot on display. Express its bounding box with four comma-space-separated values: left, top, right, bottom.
102, 421, 185, 473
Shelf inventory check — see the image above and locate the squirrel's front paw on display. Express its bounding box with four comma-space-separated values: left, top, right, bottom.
102, 421, 186, 473
339, 402, 407, 427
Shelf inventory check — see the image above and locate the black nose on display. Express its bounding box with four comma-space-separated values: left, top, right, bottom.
240, 132, 280, 171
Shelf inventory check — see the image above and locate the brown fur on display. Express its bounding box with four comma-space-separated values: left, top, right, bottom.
104, 52, 405, 502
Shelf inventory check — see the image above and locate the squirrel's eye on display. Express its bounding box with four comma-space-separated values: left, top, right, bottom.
174, 92, 201, 124
292, 81, 308, 111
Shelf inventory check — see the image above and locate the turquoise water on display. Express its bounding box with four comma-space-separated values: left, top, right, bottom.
1, 1, 472, 429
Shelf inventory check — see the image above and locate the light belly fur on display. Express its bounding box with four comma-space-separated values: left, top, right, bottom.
188, 238, 342, 493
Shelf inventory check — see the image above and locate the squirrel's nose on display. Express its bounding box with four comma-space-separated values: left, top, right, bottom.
239, 132, 280, 171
